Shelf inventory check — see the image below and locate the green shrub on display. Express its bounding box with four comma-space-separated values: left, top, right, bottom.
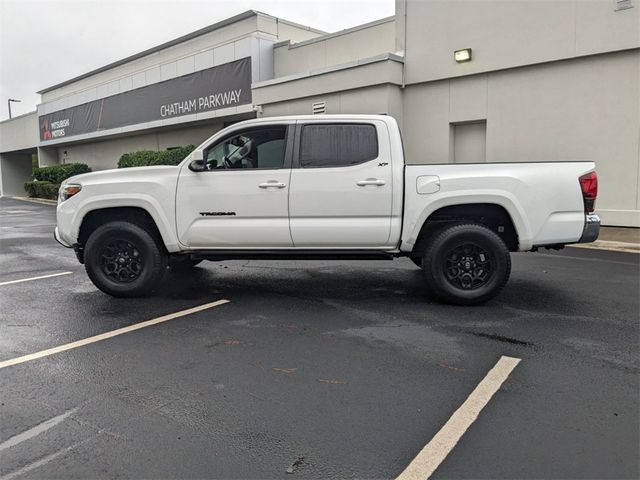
24, 181, 37, 197
118, 145, 195, 168
33, 163, 91, 184
117, 150, 159, 168
24, 181, 60, 200
159, 145, 197, 165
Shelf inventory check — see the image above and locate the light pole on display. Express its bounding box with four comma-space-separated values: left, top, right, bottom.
8, 98, 21, 119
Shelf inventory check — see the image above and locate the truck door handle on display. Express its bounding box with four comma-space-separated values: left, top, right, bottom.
258, 181, 287, 189
356, 179, 385, 187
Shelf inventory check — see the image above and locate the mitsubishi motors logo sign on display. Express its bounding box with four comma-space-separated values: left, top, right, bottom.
40, 117, 70, 140
42, 119, 51, 140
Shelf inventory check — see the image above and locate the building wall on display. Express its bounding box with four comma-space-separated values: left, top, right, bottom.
41, 17, 259, 106
0, 113, 39, 197
273, 17, 395, 77
401, 49, 640, 226
38, 34, 258, 125
40, 13, 323, 106
36, 12, 324, 153
400, 0, 640, 85
260, 83, 403, 127
0, 152, 33, 196
0, 112, 39, 153
254, 56, 403, 105
257, 14, 326, 43
51, 121, 227, 171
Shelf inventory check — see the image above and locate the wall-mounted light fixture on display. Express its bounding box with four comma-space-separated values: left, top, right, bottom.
454, 48, 472, 63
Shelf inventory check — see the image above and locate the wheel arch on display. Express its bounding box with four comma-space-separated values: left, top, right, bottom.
410, 203, 521, 255
71, 194, 180, 253
78, 206, 167, 252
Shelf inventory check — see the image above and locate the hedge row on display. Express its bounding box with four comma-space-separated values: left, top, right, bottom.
118, 145, 195, 168
34, 163, 91, 184
24, 181, 59, 200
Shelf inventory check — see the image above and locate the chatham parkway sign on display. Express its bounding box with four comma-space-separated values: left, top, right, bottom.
39, 57, 251, 141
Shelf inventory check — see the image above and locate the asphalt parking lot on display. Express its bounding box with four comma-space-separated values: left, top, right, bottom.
1, 196, 638, 479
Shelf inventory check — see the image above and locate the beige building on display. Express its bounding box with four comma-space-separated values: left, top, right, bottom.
1, 1, 639, 227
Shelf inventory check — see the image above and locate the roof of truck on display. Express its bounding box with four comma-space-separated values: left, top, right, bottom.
233, 114, 397, 126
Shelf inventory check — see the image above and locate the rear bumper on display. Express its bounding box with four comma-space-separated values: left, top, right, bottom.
579, 214, 600, 243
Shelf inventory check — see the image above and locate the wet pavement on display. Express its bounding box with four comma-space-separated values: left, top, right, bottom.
1, 197, 638, 479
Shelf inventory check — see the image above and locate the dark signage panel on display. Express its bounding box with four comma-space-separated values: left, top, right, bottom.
39, 57, 252, 141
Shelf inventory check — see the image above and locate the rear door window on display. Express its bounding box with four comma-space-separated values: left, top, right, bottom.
299, 124, 378, 168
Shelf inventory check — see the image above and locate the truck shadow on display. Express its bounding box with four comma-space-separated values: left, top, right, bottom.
153, 259, 574, 313
156, 260, 429, 303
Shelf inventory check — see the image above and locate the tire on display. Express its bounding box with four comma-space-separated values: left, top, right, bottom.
410, 256, 423, 268
169, 256, 203, 270
421, 223, 511, 306
84, 221, 167, 297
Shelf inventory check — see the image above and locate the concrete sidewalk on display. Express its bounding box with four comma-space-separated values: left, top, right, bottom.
570, 226, 640, 253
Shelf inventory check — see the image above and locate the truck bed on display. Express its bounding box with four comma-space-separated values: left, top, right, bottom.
401, 162, 596, 252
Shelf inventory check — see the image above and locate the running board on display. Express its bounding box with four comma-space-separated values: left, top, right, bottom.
190, 250, 395, 261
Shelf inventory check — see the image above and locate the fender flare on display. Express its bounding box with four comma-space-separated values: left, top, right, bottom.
403, 192, 533, 251
72, 194, 181, 253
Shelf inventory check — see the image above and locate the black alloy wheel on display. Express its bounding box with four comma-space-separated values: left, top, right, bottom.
85, 221, 167, 297
421, 223, 511, 305
100, 239, 144, 283
444, 242, 493, 290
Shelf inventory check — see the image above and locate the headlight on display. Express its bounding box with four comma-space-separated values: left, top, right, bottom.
60, 184, 82, 202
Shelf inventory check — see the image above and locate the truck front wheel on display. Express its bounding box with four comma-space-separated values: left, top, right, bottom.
84, 221, 167, 297
421, 223, 511, 305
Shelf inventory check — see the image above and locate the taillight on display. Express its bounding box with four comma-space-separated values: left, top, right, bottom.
579, 172, 597, 213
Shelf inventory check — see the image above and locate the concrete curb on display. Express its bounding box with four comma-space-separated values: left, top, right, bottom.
9, 196, 58, 206
568, 240, 640, 254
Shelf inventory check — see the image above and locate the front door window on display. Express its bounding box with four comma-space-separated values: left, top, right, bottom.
205, 127, 287, 170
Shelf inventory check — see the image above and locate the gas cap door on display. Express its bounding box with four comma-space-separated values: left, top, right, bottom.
416, 175, 441, 194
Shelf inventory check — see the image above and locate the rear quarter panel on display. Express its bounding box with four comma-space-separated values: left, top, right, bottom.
402, 162, 596, 251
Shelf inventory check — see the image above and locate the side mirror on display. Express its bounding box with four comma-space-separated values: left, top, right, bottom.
188, 150, 206, 172
188, 159, 206, 172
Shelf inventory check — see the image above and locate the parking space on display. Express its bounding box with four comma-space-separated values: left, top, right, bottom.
1, 197, 638, 479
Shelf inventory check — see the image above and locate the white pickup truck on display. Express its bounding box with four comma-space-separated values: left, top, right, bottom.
55, 115, 600, 305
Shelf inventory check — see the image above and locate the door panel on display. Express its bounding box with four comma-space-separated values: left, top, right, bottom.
176, 125, 293, 248
289, 121, 393, 248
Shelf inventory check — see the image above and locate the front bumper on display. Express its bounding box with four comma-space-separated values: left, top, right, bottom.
578, 214, 600, 243
54, 228, 85, 263
54, 227, 72, 248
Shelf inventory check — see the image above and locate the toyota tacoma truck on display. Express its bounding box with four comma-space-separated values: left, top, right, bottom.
54, 115, 600, 305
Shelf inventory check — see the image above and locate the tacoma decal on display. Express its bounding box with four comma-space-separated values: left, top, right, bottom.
199, 212, 237, 216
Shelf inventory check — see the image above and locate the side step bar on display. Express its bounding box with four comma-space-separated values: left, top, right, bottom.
190, 250, 396, 261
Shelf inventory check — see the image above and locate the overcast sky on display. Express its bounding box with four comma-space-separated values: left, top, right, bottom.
0, 0, 394, 120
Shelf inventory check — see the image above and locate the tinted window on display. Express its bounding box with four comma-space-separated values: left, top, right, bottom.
300, 124, 378, 168
205, 126, 287, 170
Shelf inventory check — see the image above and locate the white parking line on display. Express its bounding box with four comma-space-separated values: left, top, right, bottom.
396, 355, 521, 480
0, 299, 230, 370
0, 408, 77, 452
0, 272, 72, 286
0, 437, 93, 480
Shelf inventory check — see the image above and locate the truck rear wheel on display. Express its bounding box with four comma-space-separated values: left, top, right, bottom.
84, 221, 167, 297
421, 223, 510, 305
